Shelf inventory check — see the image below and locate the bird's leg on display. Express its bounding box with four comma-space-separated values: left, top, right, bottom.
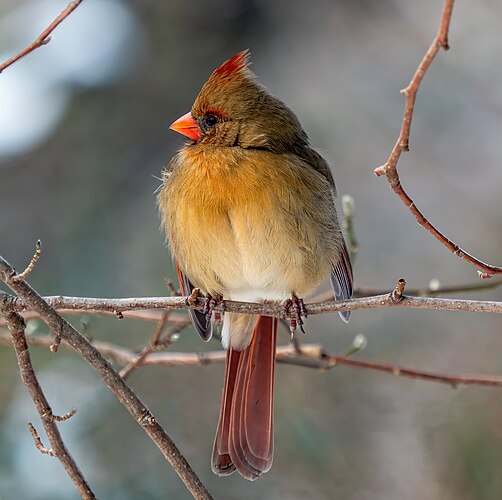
203, 294, 225, 324
282, 293, 308, 341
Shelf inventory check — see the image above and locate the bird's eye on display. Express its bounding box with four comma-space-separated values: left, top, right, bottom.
204, 114, 218, 127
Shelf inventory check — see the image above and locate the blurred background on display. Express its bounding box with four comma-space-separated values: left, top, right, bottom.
1, 0, 501, 498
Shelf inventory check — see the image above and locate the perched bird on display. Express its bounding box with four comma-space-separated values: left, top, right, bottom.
158, 50, 352, 480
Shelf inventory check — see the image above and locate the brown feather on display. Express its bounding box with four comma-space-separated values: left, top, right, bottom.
212, 316, 277, 480
211, 348, 241, 475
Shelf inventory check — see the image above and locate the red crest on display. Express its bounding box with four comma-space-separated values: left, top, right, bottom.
212, 50, 250, 78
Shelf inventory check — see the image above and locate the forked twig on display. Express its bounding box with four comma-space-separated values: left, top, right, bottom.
374, 0, 502, 278
0, 303, 95, 498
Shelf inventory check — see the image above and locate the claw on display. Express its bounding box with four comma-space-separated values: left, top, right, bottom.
282, 293, 307, 341
202, 294, 224, 324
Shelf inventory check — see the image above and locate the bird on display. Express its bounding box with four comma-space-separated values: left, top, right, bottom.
158, 50, 352, 480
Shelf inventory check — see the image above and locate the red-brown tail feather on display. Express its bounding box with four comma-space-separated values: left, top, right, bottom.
212, 315, 278, 480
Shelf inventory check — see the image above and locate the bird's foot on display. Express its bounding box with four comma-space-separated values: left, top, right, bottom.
282, 293, 307, 341
203, 294, 225, 324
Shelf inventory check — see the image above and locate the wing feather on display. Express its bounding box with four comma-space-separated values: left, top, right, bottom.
176, 261, 212, 341
302, 147, 353, 321
330, 242, 353, 322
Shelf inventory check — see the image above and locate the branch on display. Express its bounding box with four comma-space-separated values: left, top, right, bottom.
0, 303, 95, 498
311, 277, 502, 303
0, 256, 213, 500
7, 289, 502, 316
316, 351, 502, 388
374, 0, 502, 278
2, 331, 500, 388
5, 274, 500, 328
0, 1, 84, 74
353, 278, 502, 298
0, 309, 189, 326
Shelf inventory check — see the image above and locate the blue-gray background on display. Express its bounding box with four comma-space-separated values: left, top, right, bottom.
1, 1, 501, 499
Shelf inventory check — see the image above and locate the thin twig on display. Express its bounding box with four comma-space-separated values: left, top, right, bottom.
317, 351, 502, 388
2, 331, 500, 388
0, 256, 213, 500
0, 309, 189, 325
0, 1, 84, 74
53, 408, 77, 422
12, 240, 41, 282
340, 334, 367, 358
165, 279, 181, 296
119, 311, 191, 379
374, 0, 502, 278
119, 310, 172, 378
28, 423, 56, 457
0, 301, 95, 499
311, 278, 502, 302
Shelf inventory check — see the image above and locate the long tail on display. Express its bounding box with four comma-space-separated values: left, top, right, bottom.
211, 315, 278, 480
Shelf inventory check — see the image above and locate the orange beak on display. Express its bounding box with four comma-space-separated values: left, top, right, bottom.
169, 112, 202, 141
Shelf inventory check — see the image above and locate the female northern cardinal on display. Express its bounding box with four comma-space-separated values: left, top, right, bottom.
158, 50, 352, 480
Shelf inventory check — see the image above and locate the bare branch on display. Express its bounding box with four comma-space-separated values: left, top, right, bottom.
7, 288, 502, 317
0, 1, 84, 74
0, 301, 95, 498
316, 350, 502, 388
4, 274, 500, 330
374, 0, 502, 277
0, 256, 213, 500
2, 331, 500, 388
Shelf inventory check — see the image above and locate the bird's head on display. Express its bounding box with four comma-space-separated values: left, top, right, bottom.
170, 50, 308, 152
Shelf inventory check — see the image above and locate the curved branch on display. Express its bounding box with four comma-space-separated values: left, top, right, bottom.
374, 0, 502, 277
